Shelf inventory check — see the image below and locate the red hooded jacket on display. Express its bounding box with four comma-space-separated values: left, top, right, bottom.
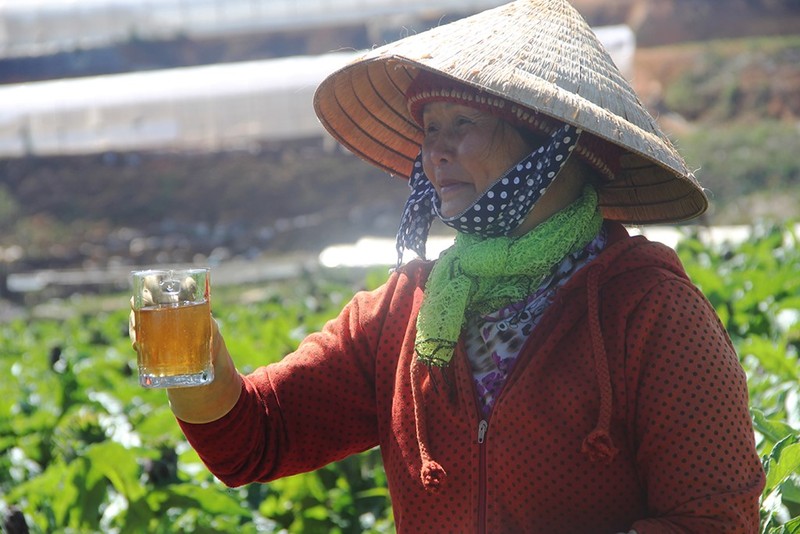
179, 223, 765, 533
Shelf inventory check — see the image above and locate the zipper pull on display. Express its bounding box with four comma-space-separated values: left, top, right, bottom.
477, 420, 488, 444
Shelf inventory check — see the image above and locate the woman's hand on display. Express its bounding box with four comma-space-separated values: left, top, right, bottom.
165, 318, 243, 423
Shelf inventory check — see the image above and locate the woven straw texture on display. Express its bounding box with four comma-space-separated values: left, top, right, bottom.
313, 0, 708, 224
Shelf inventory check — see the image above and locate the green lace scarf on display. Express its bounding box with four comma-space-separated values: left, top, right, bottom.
415, 185, 603, 366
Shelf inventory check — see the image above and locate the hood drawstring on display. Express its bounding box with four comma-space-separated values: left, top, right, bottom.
411, 358, 447, 492
581, 264, 619, 464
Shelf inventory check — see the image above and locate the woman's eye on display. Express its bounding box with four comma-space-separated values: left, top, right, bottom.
422, 115, 475, 136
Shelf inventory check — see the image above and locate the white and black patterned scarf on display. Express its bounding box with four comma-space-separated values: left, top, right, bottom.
395, 124, 582, 267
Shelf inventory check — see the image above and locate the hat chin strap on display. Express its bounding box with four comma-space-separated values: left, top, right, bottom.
395, 124, 581, 267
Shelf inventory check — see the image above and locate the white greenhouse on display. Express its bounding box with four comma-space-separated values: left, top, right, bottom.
0, 52, 357, 156
0, 0, 635, 158
0, 0, 512, 59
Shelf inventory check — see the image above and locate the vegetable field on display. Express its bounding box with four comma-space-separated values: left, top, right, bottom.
1, 223, 799, 533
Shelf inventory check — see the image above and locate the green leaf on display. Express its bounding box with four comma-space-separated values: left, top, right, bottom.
781, 474, 800, 505
304, 504, 331, 520
743, 336, 798, 380
764, 434, 800, 495
162, 484, 251, 518
767, 515, 800, 534
6, 456, 105, 530
753, 409, 799, 445
355, 487, 391, 499
135, 405, 184, 442
85, 441, 146, 502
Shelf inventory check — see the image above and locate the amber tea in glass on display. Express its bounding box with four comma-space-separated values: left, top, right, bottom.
131, 268, 213, 388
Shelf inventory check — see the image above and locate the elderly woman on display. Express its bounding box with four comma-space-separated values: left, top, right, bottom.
157, 0, 765, 531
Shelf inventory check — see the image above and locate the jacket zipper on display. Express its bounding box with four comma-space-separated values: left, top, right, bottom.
470, 327, 545, 533
477, 419, 488, 534
463, 296, 564, 533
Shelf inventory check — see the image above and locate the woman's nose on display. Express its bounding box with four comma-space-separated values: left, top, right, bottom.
425, 130, 455, 163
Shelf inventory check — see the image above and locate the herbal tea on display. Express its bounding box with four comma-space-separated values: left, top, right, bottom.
135, 299, 212, 387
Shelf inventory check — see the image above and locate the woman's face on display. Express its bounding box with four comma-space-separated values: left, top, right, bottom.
421, 101, 533, 218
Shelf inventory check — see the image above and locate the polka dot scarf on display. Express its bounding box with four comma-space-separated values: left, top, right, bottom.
395, 124, 582, 267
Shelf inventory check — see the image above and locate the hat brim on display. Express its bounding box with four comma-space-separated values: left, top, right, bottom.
313, 1, 708, 224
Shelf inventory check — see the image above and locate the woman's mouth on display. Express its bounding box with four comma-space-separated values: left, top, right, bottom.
437, 179, 469, 197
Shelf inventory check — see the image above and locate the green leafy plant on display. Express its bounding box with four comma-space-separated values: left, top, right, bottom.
676, 221, 800, 531
2, 227, 800, 532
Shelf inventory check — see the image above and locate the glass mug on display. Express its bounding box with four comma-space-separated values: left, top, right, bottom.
131, 268, 213, 388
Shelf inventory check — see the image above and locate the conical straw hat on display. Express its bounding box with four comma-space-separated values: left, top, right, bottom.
313, 0, 708, 224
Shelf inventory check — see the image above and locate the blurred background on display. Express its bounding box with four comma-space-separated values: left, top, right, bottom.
0, 0, 798, 308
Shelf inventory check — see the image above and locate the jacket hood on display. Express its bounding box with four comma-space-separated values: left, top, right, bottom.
580, 222, 690, 287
